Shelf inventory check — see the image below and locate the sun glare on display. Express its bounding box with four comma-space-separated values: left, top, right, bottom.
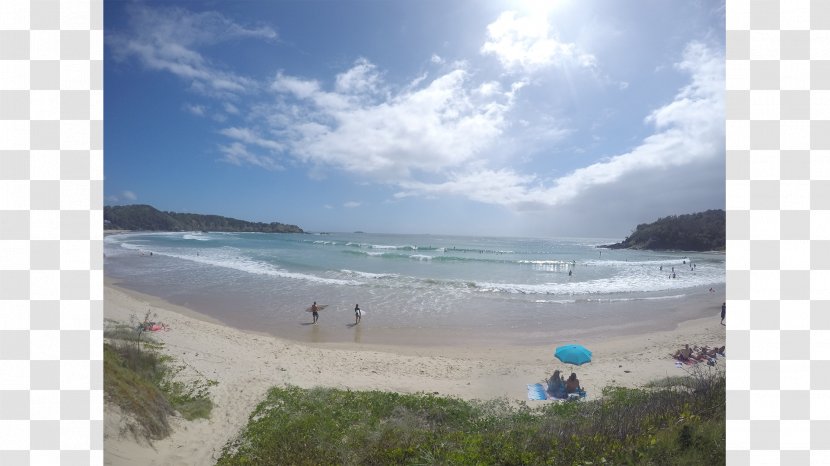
510, 0, 568, 17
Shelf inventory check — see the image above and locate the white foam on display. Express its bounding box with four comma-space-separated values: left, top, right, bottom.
136, 248, 363, 286
583, 258, 696, 267
410, 254, 433, 261
183, 234, 210, 241
475, 270, 723, 295
518, 260, 570, 265
119, 242, 143, 251
584, 294, 687, 303
340, 269, 399, 279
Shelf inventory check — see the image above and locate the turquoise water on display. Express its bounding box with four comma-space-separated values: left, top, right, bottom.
104, 232, 725, 343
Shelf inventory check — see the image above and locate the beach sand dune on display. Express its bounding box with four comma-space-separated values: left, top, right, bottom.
104, 283, 724, 466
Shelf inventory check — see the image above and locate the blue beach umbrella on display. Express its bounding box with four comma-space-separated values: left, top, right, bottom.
554, 344, 592, 366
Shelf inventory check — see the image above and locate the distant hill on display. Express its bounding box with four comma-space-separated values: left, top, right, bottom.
104, 204, 304, 233
601, 210, 725, 251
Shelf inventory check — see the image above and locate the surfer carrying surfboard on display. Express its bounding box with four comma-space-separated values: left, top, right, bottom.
354, 304, 362, 325
311, 301, 319, 324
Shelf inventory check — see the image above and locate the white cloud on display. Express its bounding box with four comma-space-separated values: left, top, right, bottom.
431, 54, 445, 64
480, 11, 596, 74
219, 127, 284, 152
183, 103, 206, 116
343, 201, 361, 208
335, 58, 383, 95
105, 192, 138, 204
108, 5, 274, 97
397, 41, 724, 210
127, 6, 276, 47
223, 102, 240, 114
266, 61, 516, 178
271, 73, 321, 99
396, 169, 537, 205
219, 142, 283, 171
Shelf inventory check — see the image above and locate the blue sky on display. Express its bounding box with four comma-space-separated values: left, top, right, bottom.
104, 0, 725, 238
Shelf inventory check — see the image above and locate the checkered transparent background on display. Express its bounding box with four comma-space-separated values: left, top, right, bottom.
725, 0, 830, 464
0, 0, 825, 464
1, 0, 103, 465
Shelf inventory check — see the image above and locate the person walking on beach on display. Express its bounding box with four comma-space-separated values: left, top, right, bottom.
354, 304, 361, 325
311, 301, 319, 324
721, 302, 726, 325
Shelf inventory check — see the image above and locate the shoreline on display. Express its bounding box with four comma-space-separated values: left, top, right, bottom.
104, 230, 725, 349
104, 278, 725, 466
106, 273, 723, 349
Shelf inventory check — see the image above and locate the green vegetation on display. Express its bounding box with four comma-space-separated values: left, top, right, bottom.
104, 204, 304, 233
603, 209, 725, 251
217, 367, 724, 465
104, 317, 216, 442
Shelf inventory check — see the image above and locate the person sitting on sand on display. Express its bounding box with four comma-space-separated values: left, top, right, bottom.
695, 346, 717, 361
547, 370, 565, 398
673, 344, 693, 362
565, 373, 581, 394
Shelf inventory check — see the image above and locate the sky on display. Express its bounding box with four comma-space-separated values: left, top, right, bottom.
104, 0, 725, 238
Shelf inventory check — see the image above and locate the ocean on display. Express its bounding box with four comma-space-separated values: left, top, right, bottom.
104, 231, 725, 345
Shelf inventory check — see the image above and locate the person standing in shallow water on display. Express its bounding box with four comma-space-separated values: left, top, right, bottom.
311, 301, 319, 324
721, 302, 726, 325
354, 304, 361, 325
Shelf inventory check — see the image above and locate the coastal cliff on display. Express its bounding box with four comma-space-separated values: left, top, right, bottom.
601, 209, 725, 251
104, 204, 304, 233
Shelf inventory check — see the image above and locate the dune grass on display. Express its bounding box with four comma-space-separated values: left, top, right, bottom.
104, 316, 216, 442
104, 343, 174, 440
217, 367, 724, 465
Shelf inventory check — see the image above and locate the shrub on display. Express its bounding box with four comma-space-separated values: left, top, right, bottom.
104, 343, 174, 440
217, 369, 725, 465
104, 318, 215, 442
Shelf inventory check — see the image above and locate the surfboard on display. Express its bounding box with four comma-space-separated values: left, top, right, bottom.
305, 304, 328, 312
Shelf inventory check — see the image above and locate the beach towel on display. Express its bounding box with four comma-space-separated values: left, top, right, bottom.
527, 384, 586, 401
673, 353, 723, 367
139, 322, 169, 332
527, 383, 548, 400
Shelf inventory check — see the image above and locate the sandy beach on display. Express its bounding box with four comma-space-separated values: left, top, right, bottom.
103, 278, 725, 466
